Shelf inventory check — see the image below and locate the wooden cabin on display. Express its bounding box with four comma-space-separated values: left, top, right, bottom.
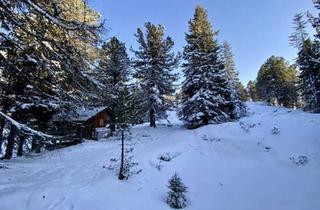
78, 107, 110, 139
52, 107, 111, 140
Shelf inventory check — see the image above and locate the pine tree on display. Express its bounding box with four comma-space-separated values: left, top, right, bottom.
166, 173, 188, 209
295, 2, 320, 112
132, 22, 180, 128
180, 6, 235, 129
0, 0, 103, 157
297, 39, 320, 112
289, 13, 309, 50
223, 41, 246, 118
247, 80, 259, 101
98, 37, 131, 133
256, 56, 298, 107
239, 83, 250, 102
0, 0, 103, 130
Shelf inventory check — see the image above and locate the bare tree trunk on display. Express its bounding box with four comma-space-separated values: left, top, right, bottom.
0, 118, 5, 153
110, 113, 116, 135
149, 106, 156, 128
31, 137, 42, 153
3, 124, 17, 160
17, 134, 26, 157
118, 129, 125, 180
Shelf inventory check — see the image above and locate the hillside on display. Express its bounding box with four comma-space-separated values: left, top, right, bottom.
0, 103, 319, 210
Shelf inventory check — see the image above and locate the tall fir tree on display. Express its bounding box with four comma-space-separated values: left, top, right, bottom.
296, 39, 320, 112
289, 13, 309, 49
180, 6, 235, 129
294, 1, 320, 112
98, 37, 131, 133
132, 22, 180, 128
222, 41, 246, 118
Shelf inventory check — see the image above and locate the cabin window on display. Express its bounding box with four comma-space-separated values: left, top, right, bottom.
99, 118, 104, 127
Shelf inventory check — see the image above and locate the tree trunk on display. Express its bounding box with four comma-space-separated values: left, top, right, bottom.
110, 114, 116, 135
17, 135, 26, 157
149, 107, 156, 128
3, 124, 17, 160
118, 129, 125, 180
0, 118, 5, 153
31, 137, 42, 153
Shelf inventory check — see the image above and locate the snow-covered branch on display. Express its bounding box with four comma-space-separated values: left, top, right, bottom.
0, 111, 56, 140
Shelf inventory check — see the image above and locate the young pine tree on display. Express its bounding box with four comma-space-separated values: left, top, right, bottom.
180, 6, 235, 129
98, 37, 131, 134
223, 41, 246, 118
132, 22, 180, 128
166, 173, 188, 209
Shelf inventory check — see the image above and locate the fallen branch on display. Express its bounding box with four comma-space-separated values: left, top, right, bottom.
0, 111, 57, 140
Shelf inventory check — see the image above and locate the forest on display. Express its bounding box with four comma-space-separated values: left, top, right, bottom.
0, 1, 319, 210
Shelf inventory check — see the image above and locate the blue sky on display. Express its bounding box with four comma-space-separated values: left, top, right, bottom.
89, 0, 316, 84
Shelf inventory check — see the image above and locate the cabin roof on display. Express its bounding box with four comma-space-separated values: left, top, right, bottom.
72, 107, 109, 121
53, 106, 109, 122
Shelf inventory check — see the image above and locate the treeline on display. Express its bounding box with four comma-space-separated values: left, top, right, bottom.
0, 2, 245, 158
246, 1, 320, 112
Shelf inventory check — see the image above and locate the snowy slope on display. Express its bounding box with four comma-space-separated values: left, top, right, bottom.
0, 103, 319, 210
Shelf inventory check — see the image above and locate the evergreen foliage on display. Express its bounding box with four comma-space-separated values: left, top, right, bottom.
289, 13, 309, 49
247, 80, 259, 101
132, 22, 180, 128
256, 56, 298, 108
97, 37, 132, 133
223, 41, 247, 117
296, 39, 320, 112
0, 0, 103, 130
180, 6, 238, 129
166, 173, 188, 209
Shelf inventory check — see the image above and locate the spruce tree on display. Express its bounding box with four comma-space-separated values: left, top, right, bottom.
132, 22, 180, 128
223, 41, 246, 118
0, 0, 103, 131
295, 2, 320, 112
166, 173, 188, 209
180, 6, 235, 129
98, 37, 131, 133
297, 39, 320, 112
289, 13, 309, 49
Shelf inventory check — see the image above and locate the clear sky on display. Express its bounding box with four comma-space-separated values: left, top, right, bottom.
89, 0, 316, 84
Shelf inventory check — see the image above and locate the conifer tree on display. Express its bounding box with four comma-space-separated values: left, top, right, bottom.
180, 6, 235, 129
239, 83, 250, 102
98, 37, 131, 134
289, 13, 309, 49
256, 56, 298, 108
294, 2, 320, 112
223, 41, 246, 118
247, 80, 259, 101
0, 0, 103, 130
297, 39, 320, 112
166, 173, 188, 209
132, 22, 180, 128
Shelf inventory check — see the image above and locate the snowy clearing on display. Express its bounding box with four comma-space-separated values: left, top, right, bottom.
0, 103, 319, 210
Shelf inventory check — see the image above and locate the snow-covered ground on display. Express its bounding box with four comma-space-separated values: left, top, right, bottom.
0, 103, 319, 210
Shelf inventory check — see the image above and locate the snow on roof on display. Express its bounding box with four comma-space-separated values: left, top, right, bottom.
53, 106, 109, 122
70, 107, 108, 121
